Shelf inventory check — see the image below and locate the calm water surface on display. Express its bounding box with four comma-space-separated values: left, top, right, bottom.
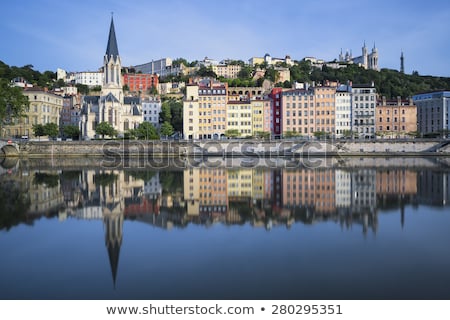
0, 157, 449, 299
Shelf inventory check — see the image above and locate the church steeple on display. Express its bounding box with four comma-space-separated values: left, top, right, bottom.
106, 16, 119, 59
103, 15, 122, 89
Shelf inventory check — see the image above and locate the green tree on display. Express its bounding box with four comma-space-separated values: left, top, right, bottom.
160, 98, 183, 132
32, 124, 45, 140
196, 65, 217, 78
159, 101, 172, 123
254, 131, 270, 139
225, 129, 240, 138
172, 58, 189, 67
55, 78, 66, 88
44, 122, 59, 138
313, 131, 329, 139
75, 84, 89, 95
135, 122, 159, 140
147, 86, 158, 95
63, 125, 80, 140
237, 65, 253, 79
284, 131, 301, 138
160, 121, 174, 137
342, 129, 354, 138
95, 122, 117, 139
0, 79, 29, 132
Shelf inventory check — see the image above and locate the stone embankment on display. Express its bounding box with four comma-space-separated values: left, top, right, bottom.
1, 139, 450, 158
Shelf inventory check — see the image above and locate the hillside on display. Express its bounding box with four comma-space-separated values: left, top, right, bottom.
1, 59, 450, 99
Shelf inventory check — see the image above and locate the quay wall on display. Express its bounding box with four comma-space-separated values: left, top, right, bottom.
2, 139, 450, 158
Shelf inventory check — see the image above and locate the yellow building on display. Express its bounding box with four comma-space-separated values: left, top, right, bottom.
227, 100, 252, 137
183, 80, 227, 140
251, 99, 265, 135
228, 169, 253, 198
184, 168, 200, 215
3, 87, 63, 139
211, 64, 242, 79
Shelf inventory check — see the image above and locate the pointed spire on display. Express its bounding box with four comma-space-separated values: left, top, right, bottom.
106, 15, 119, 59
107, 240, 121, 288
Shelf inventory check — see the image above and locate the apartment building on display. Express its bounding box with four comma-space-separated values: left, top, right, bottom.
74, 71, 103, 87
351, 84, 377, 139
183, 81, 228, 140
413, 91, 450, 137
227, 100, 252, 137
211, 64, 242, 79
123, 73, 158, 93
335, 85, 352, 138
141, 96, 161, 127
3, 87, 63, 139
313, 86, 336, 136
376, 97, 417, 138
251, 99, 271, 135
281, 89, 315, 136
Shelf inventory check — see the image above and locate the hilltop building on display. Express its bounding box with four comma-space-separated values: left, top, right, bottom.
338, 42, 379, 71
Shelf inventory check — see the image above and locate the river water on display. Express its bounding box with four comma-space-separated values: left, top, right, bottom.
0, 157, 449, 299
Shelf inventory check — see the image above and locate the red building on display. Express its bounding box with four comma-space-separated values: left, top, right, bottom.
270, 87, 283, 137
122, 73, 159, 93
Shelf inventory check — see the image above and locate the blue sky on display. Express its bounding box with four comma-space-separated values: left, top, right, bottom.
1, 0, 449, 76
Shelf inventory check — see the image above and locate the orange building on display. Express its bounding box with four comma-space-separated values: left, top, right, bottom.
376, 170, 417, 196
313, 86, 336, 137
282, 169, 336, 215
122, 73, 159, 93
376, 97, 417, 138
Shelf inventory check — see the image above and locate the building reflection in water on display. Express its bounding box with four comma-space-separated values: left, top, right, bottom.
1, 161, 449, 286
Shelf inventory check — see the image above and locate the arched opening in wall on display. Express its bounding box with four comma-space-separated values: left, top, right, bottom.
1, 156, 18, 169
0, 145, 19, 157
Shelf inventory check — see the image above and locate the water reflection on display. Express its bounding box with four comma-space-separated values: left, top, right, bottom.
0, 158, 449, 298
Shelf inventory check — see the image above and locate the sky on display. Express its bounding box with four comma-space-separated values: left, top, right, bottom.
1, 0, 450, 76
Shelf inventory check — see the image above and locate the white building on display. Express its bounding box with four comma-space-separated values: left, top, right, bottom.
351, 83, 377, 139
335, 169, 352, 211
335, 85, 352, 138
144, 173, 162, 199
74, 71, 104, 87
56, 68, 67, 81
142, 96, 161, 127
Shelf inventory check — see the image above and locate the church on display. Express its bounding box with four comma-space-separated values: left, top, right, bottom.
80, 17, 142, 139
338, 42, 379, 71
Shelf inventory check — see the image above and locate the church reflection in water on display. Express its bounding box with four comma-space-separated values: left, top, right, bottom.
1, 161, 449, 285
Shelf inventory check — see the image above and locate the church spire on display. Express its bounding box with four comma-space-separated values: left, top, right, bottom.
106, 15, 119, 59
